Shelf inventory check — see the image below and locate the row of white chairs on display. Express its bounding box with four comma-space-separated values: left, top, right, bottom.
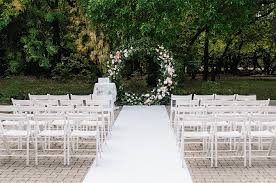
28, 94, 93, 101
0, 107, 104, 166
13, 94, 113, 107
12, 94, 115, 126
170, 95, 270, 126
173, 94, 258, 101
172, 105, 276, 128
176, 112, 276, 167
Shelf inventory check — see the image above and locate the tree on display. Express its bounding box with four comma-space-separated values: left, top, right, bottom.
87, 0, 186, 49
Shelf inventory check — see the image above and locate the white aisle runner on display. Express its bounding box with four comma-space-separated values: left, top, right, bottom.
83, 105, 192, 183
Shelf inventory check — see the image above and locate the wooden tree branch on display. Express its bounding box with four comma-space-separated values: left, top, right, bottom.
189, 27, 206, 46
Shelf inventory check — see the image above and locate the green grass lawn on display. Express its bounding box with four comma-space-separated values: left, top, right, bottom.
0, 76, 275, 104
0, 76, 93, 104
174, 79, 276, 100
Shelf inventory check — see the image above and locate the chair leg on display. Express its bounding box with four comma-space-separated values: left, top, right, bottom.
211, 137, 214, 167
63, 136, 66, 166
243, 137, 247, 167
35, 135, 38, 165
180, 134, 185, 168
2, 136, 11, 155
267, 137, 275, 157
170, 109, 173, 126
67, 136, 70, 166
215, 137, 218, 167
249, 137, 252, 167
26, 136, 30, 166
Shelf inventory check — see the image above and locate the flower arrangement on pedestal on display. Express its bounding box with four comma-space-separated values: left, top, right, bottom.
107, 45, 176, 105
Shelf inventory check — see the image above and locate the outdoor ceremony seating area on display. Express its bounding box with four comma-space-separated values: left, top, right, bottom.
0, 78, 116, 167
171, 94, 276, 168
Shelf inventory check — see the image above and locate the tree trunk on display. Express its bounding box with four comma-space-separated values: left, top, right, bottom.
203, 27, 209, 81
49, 0, 61, 69
52, 18, 61, 67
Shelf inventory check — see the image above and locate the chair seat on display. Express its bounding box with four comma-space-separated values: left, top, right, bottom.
70, 130, 97, 137
81, 120, 102, 126
2, 120, 21, 126
29, 120, 46, 126
216, 131, 242, 138
183, 131, 210, 138
250, 131, 275, 138
182, 122, 202, 127
38, 130, 65, 137
3, 130, 28, 137
52, 120, 74, 126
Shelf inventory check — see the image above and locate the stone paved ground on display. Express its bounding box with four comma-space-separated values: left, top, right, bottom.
0, 108, 121, 183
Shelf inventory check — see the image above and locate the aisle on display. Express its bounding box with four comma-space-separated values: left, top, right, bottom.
83, 105, 192, 183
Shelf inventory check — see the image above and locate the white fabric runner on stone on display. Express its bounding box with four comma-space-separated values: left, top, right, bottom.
83, 105, 192, 183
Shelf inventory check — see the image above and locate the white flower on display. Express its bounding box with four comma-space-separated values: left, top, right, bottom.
157, 95, 163, 100
144, 98, 153, 105
110, 54, 113, 59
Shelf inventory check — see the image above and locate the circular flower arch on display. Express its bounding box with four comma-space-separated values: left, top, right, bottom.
107, 45, 176, 105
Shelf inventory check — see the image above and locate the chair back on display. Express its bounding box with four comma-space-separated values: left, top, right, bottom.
193, 94, 214, 101
48, 94, 70, 100
214, 94, 236, 101
235, 94, 256, 101
70, 94, 92, 101
12, 99, 34, 107
29, 94, 49, 100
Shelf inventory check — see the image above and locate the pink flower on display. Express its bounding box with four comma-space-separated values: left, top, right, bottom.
115, 51, 121, 60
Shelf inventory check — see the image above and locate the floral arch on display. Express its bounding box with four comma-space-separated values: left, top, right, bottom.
107, 45, 176, 105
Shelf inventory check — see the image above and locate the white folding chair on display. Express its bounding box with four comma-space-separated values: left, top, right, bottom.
0, 113, 31, 165
234, 106, 261, 115
201, 100, 234, 107
174, 106, 206, 134
206, 106, 234, 115
235, 94, 257, 101
66, 108, 103, 165
214, 94, 236, 101
235, 100, 270, 107
70, 94, 92, 101
248, 115, 276, 167
177, 113, 214, 167
214, 115, 247, 167
85, 100, 111, 139
170, 94, 193, 126
48, 94, 70, 100
12, 99, 34, 107
91, 94, 115, 125
67, 99, 85, 107
28, 94, 49, 100
262, 106, 276, 114
193, 94, 214, 101
0, 105, 15, 113
33, 99, 59, 107
34, 114, 67, 165
59, 100, 73, 107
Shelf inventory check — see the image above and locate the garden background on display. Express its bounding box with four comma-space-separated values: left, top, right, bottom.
0, 0, 275, 104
